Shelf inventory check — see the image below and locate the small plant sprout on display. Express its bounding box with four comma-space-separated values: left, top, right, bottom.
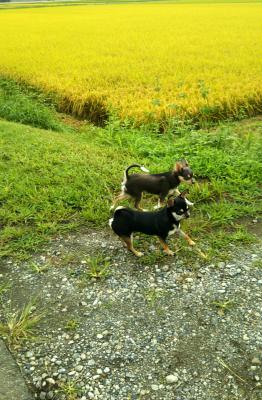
144, 288, 163, 306
211, 299, 235, 316
28, 261, 49, 274
65, 319, 79, 331
58, 379, 82, 400
85, 256, 111, 280
0, 300, 43, 345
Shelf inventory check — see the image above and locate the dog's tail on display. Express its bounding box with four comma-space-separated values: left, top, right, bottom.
125, 164, 149, 180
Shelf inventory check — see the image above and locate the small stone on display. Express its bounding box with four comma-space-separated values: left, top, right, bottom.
76, 365, 84, 372
251, 357, 261, 365
39, 392, 46, 400
68, 370, 76, 376
46, 378, 56, 385
88, 359, 95, 366
104, 367, 110, 374
151, 384, 159, 391
166, 374, 179, 384
243, 334, 249, 341
255, 375, 260, 381
97, 334, 103, 339
217, 262, 225, 268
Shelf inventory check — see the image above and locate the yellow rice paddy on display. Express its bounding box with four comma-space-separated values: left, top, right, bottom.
0, 2, 261, 124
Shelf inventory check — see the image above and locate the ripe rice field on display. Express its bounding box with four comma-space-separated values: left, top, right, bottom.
0, 1, 262, 125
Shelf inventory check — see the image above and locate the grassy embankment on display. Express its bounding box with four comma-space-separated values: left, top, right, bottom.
0, 78, 261, 260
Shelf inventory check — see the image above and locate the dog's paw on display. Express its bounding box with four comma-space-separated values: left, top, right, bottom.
164, 249, 175, 256
135, 251, 144, 257
189, 240, 196, 246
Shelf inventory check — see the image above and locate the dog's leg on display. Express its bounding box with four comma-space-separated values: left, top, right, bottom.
159, 194, 166, 208
158, 237, 175, 256
110, 192, 130, 210
134, 193, 143, 211
178, 229, 196, 246
121, 236, 143, 257
154, 198, 162, 210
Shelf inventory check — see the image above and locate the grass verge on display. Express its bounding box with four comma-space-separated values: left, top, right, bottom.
0, 103, 261, 258
0, 77, 66, 131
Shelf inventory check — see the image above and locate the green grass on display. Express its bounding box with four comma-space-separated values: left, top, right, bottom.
0, 86, 261, 258
0, 300, 42, 346
0, 78, 65, 131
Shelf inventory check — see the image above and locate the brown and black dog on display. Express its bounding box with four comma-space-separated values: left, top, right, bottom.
111, 160, 195, 210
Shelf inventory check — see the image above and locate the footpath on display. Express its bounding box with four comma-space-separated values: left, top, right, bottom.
0, 340, 33, 400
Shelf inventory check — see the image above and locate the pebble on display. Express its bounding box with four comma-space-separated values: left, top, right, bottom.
166, 374, 179, 384
46, 378, 55, 385
151, 384, 159, 391
217, 262, 225, 268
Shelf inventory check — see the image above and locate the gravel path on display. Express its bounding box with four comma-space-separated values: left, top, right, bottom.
0, 228, 261, 400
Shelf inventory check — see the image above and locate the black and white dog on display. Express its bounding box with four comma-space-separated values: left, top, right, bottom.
109, 191, 195, 257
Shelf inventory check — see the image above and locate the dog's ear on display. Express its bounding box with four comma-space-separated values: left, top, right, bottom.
174, 161, 183, 172
181, 159, 189, 167
179, 189, 189, 198
167, 196, 174, 207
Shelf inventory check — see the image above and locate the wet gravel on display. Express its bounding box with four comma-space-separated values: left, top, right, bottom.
0, 229, 261, 400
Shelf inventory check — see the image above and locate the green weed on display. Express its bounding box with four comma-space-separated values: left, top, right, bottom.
65, 319, 79, 331
251, 259, 262, 269
58, 379, 82, 400
211, 299, 235, 316
144, 288, 163, 306
27, 262, 50, 274
0, 300, 43, 346
83, 256, 111, 280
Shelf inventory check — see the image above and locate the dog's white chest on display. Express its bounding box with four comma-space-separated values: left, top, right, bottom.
168, 224, 179, 236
